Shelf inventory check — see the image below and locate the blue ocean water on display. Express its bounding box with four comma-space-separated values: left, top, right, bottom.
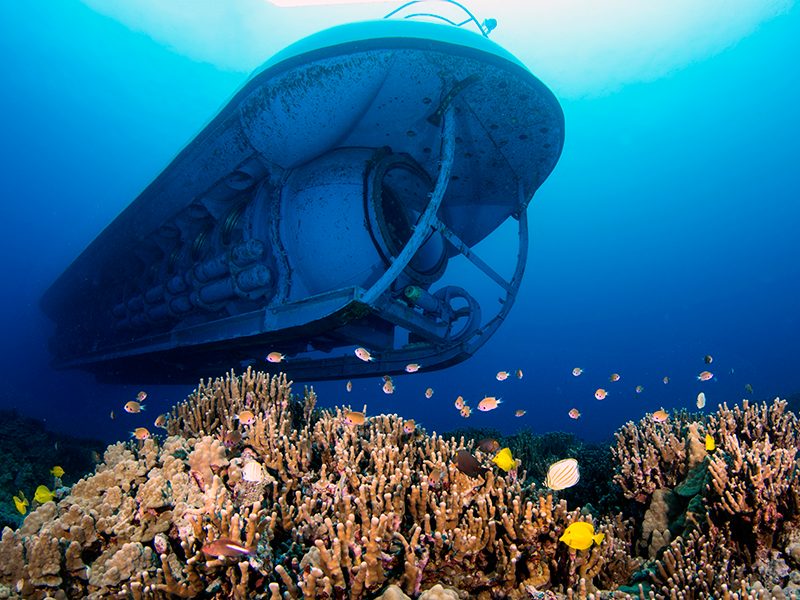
0, 0, 798, 448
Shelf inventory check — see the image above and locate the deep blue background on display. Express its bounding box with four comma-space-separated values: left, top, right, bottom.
1, 1, 798, 446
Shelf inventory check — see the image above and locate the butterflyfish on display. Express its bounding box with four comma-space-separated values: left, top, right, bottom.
496, 371, 509, 381
405, 364, 421, 373
202, 538, 253, 558
559, 522, 604, 551
595, 389, 607, 400
131, 427, 150, 440
705, 434, 716, 452
477, 396, 502, 411
34, 485, 54, 504
545, 458, 580, 490
355, 348, 374, 362
50, 466, 64, 478
267, 352, 285, 363
696, 392, 706, 409
124, 401, 145, 413
697, 371, 713, 381
491, 447, 516, 472
242, 462, 264, 483
455, 450, 488, 478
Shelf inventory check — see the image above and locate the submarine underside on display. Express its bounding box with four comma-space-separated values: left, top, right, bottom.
40, 18, 565, 384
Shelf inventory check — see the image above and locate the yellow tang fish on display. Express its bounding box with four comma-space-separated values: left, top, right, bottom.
50, 466, 65, 478
491, 448, 516, 472
559, 522, 605, 551
13, 491, 28, 515
34, 485, 54, 504
705, 434, 716, 452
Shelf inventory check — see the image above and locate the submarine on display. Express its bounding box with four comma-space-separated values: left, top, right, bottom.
40, 4, 565, 384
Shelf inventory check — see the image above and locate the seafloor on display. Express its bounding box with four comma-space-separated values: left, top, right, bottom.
2, 369, 800, 600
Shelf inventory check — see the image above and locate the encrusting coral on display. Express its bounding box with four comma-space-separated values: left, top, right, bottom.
3, 369, 800, 600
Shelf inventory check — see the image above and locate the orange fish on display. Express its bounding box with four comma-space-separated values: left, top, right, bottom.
515, 409, 526, 417
697, 371, 713, 381
496, 371, 510, 381
460, 406, 472, 418
652, 409, 669, 423
223, 430, 242, 447
455, 396, 465, 410
383, 375, 392, 382
745, 384, 753, 394
383, 380, 394, 394
635, 385, 643, 394
355, 348, 374, 362
568, 408, 580, 419
154, 414, 168, 429
663, 376, 670, 384
405, 364, 421, 373
131, 427, 150, 440
515, 369, 523, 379
343, 411, 367, 425
704, 355, 713, 364
202, 538, 253, 558
595, 389, 607, 400
609, 373, 620, 382
403, 419, 416, 434
425, 388, 434, 399
572, 368, 583, 376
110, 410, 114, 420
124, 401, 145, 413
346, 381, 352, 392
477, 396, 502, 412
267, 352, 285, 363
237, 410, 256, 425
137, 391, 147, 402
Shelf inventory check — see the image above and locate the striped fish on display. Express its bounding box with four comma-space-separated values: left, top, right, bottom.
545, 458, 580, 490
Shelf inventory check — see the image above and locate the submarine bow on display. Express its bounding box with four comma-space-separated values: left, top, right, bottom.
40, 18, 565, 384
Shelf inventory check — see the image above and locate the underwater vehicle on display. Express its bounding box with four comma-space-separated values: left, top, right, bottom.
40, 4, 564, 384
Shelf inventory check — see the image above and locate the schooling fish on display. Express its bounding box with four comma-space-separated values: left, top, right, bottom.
425, 388, 434, 398
267, 352, 285, 363
697, 392, 706, 409
405, 364, 421, 373
124, 401, 145, 413
496, 371, 510, 381
572, 368, 583, 376
460, 406, 472, 418
137, 391, 147, 402
343, 411, 367, 426
355, 348, 374, 362
237, 410, 256, 425
383, 380, 395, 394
515, 369, 523, 379
477, 396, 502, 411
635, 385, 644, 394
595, 389, 607, 400
663, 376, 670, 384
515, 409, 526, 417
131, 427, 150, 440
704, 355, 713, 364
154, 414, 168, 429
568, 408, 580, 419
652, 409, 669, 423
403, 419, 416, 434
50, 466, 64, 478
609, 374, 620, 382
455, 396, 465, 410
745, 384, 753, 394
346, 381, 352, 392
697, 371, 713, 381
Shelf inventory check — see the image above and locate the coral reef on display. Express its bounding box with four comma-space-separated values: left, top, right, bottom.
3, 369, 800, 600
